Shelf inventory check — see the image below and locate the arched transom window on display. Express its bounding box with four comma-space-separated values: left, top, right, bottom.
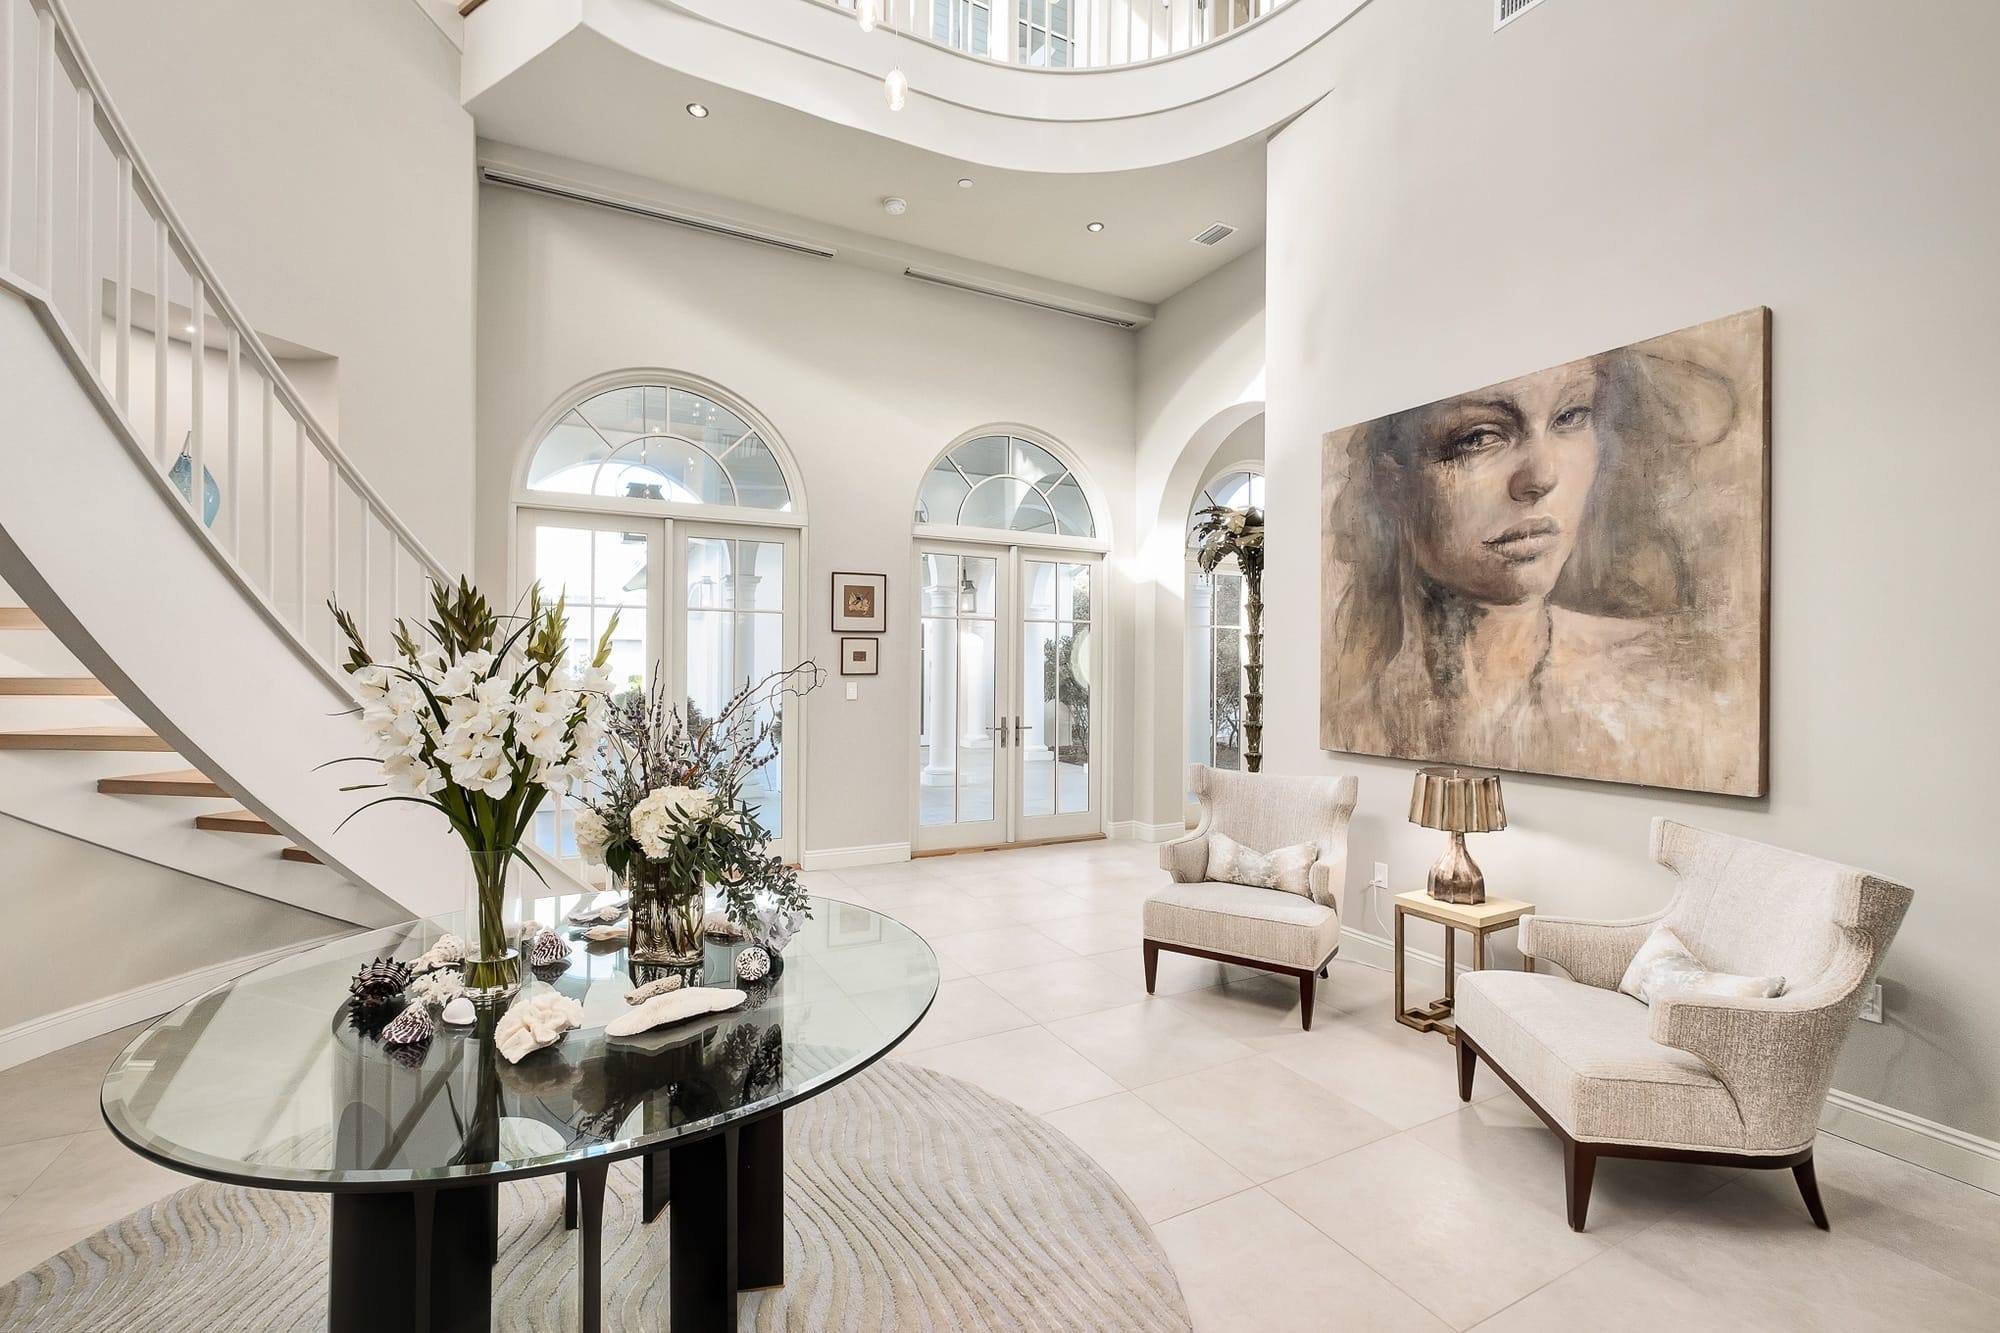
527, 383, 793, 511
917, 435, 1095, 539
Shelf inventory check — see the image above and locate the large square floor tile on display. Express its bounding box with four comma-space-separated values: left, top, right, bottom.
892, 1026, 1120, 1114
1136, 1055, 1396, 1182
981, 955, 1146, 1022
1047, 1001, 1254, 1088
1044, 1093, 1253, 1223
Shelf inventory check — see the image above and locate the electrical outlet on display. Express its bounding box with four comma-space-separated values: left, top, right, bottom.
1858, 982, 1884, 1024
845, 681, 858, 701
1371, 862, 1390, 889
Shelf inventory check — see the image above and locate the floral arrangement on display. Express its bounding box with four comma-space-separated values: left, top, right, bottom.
575, 664, 821, 949
329, 578, 617, 991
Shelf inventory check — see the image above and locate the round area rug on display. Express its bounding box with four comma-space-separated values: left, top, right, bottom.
0, 1061, 1188, 1331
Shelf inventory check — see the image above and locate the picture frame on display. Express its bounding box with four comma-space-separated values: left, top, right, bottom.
831, 571, 887, 633
840, 636, 879, 676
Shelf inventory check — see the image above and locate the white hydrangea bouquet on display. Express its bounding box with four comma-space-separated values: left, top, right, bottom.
329, 577, 617, 996
574, 665, 819, 965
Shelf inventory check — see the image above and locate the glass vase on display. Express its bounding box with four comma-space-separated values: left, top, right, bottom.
628, 856, 705, 966
462, 849, 523, 1002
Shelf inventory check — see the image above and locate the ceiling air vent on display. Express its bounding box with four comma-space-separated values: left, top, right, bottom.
1494, 0, 1548, 29
1191, 222, 1237, 247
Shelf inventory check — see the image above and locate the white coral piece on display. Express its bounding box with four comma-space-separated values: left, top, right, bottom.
567, 902, 626, 925
411, 969, 465, 1006
625, 974, 685, 1004
584, 923, 628, 942
701, 910, 746, 940
410, 933, 465, 975
604, 986, 746, 1038
494, 990, 585, 1063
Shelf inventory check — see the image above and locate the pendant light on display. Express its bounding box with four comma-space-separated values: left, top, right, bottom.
885, 67, 908, 112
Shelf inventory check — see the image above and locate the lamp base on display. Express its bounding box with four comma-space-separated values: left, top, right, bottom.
1427, 831, 1486, 905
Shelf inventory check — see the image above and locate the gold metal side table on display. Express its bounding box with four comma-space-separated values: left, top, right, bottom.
1393, 890, 1534, 1042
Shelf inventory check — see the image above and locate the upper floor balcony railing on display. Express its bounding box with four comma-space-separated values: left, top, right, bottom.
823, 0, 1293, 69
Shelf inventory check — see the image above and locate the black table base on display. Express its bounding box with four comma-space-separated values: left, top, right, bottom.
333, 1110, 785, 1333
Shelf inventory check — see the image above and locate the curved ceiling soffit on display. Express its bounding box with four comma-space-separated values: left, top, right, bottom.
467, 0, 1365, 176
1145, 401, 1265, 566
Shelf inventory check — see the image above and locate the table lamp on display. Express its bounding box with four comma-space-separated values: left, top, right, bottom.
1408, 766, 1506, 904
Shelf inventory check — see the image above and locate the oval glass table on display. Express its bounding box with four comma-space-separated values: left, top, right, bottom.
100, 893, 938, 1333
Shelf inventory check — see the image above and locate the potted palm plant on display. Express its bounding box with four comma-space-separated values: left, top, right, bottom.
1191, 503, 1266, 772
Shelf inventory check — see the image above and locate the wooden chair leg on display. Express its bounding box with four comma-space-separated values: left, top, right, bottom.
1793, 1154, 1830, 1230
1456, 1036, 1476, 1102
1298, 970, 1315, 1031
1143, 940, 1159, 995
1564, 1139, 1597, 1233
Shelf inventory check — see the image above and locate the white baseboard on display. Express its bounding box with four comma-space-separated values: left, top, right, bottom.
801, 841, 912, 871
1341, 928, 2000, 1197
1107, 819, 1184, 843
0, 935, 348, 1072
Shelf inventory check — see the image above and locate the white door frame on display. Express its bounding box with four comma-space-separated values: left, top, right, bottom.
513, 507, 804, 866
909, 539, 1105, 851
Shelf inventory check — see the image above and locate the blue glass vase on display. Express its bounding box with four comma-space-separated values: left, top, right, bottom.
168, 449, 222, 528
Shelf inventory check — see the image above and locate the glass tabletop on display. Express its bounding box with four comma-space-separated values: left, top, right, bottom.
100, 894, 938, 1190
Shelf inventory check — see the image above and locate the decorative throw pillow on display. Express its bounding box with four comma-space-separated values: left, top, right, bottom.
1206, 832, 1319, 897
1617, 925, 1786, 1005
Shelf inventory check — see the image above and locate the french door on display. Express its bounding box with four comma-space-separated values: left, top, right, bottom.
914, 541, 1102, 851
515, 508, 801, 868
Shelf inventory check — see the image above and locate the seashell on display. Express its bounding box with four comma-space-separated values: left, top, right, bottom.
568, 902, 626, 925
349, 957, 411, 1008
530, 929, 572, 968
386, 1041, 429, 1069
584, 923, 628, 942
515, 920, 545, 942
701, 911, 746, 940
382, 1002, 434, 1047
494, 991, 584, 1063
625, 974, 685, 1004
440, 996, 477, 1026
409, 933, 466, 974
410, 968, 465, 1007
735, 946, 771, 983
604, 987, 747, 1038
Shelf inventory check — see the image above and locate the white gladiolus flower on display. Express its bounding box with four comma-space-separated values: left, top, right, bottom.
351, 665, 391, 701
629, 785, 717, 858
580, 664, 613, 695
473, 677, 515, 713
384, 754, 445, 796
436, 649, 494, 698
573, 809, 610, 863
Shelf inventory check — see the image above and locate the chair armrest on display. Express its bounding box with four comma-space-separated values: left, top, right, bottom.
1309, 848, 1347, 912
1517, 913, 1661, 989
1160, 828, 1208, 883
1651, 979, 1860, 1150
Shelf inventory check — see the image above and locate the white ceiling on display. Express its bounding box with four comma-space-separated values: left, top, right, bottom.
465, 33, 1271, 307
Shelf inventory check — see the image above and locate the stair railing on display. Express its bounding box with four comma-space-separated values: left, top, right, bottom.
0, 0, 452, 677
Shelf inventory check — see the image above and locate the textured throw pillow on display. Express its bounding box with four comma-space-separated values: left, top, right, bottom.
1206, 832, 1319, 897
1617, 925, 1786, 1005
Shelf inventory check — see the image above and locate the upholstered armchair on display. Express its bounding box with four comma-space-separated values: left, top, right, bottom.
1146, 766, 1359, 1030
1454, 817, 1913, 1232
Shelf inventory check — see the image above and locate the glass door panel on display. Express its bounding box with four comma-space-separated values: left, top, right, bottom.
682, 535, 789, 840
516, 510, 665, 874
916, 548, 1008, 850
1017, 555, 1099, 839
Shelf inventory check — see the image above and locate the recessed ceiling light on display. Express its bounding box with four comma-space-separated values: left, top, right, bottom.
1086, 221, 1105, 233
685, 102, 709, 118
883, 196, 909, 216
957, 177, 974, 189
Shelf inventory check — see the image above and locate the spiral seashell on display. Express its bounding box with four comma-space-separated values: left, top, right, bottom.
349, 957, 411, 1008
530, 929, 572, 968
381, 1001, 434, 1047
735, 946, 771, 983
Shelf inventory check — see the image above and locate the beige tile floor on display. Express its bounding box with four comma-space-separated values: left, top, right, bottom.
1, 839, 1996, 1331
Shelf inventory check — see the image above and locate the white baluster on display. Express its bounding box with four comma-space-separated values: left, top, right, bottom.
76, 85, 94, 368
113, 154, 130, 413
261, 377, 275, 595
294, 418, 308, 633
1, 0, 14, 268
35, 3, 53, 287
326, 455, 340, 658
360, 510, 372, 647
152, 218, 167, 464
226, 326, 241, 551
189, 275, 205, 521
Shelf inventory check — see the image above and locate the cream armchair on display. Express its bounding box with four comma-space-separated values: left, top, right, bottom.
1454, 817, 1913, 1232
1146, 766, 1358, 1031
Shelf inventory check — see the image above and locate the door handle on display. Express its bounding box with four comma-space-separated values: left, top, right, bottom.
989, 717, 1009, 748
1013, 717, 1026, 747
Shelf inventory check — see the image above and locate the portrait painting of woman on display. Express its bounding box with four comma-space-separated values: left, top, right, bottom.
1319, 308, 1769, 796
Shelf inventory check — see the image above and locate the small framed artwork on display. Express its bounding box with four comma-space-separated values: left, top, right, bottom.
831, 571, 887, 633
840, 637, 879, 676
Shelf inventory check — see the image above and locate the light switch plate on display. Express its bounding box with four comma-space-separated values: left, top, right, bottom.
845, 681, 858, 701
1859, 981, 1884, 1024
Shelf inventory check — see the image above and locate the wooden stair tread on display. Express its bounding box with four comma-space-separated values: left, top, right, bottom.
97, 768, 228, 797
195, 808, 282, 836
0, 609, 44, 630
280, 846, 321, 864
0, 677, 112, 696
0, 726, 172, 752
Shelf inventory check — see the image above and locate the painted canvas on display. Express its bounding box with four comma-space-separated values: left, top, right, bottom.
1319, 308, 1769, 795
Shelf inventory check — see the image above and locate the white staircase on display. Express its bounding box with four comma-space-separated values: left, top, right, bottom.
0, 0, 569, 957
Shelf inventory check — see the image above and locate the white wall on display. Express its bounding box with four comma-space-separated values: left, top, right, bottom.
1264, 0, 2000, 1142
63, 0, 478, 570
475, 183, 1137, 857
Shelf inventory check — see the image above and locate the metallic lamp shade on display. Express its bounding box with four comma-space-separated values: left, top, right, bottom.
1408, 766, 1507, 833
1408, 767, 1506, 904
